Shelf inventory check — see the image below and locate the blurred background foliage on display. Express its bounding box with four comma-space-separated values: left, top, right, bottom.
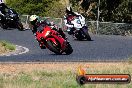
6, 0, 132, 23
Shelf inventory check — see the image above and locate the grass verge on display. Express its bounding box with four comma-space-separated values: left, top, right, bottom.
0, 40, 15, 54
0, 62, 131, 88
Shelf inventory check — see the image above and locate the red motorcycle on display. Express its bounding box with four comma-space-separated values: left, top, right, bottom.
35, 24, 73, 55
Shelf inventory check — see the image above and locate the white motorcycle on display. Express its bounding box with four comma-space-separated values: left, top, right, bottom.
66, 14, 91, 41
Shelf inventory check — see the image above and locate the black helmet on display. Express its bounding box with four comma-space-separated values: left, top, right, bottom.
66, 6, 73, 15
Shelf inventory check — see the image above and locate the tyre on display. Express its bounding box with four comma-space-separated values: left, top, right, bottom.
75, 31, 83, 41
46, 40, 61, 54
0, 17, 7, 29
0, 22, 3, 29
17, 22, 24, 31
65, 42, 73, 55
0, 23, 7, 29
82, 27, 92, 41
85, 32, 91, 41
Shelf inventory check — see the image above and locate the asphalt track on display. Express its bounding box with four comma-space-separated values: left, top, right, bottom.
0, 28, 132, 62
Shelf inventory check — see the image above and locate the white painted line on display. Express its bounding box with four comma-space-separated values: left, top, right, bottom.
16, 45, 29, 55
0, 45, 29, 56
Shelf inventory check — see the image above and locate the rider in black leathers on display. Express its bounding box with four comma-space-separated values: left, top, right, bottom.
0, 2, 9, 26
29, 15, 66, 49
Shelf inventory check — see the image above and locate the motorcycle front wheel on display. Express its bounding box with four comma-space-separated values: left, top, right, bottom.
84, 31, 91, 41
46, 40, 62, 55
82, 27, 92, 41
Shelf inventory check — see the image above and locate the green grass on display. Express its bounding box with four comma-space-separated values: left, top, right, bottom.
0, 40, 15, 51
127, 56, 132, 64
0, 66, 131, 88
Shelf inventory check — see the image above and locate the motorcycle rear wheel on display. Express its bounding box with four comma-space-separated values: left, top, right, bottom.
46, 40, 62, 55
75, 31, 83, 41
17, 22, 24, 31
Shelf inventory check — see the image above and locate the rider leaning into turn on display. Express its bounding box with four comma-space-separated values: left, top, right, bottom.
29, 15, 66, 49
64, 6, 81, 35
0, 1, 8, 16
0, 1, 9, 24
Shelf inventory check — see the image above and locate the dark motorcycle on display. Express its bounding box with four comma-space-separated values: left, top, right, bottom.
0, 8, 24, 31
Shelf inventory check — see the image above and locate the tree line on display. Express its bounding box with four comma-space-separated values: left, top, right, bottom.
6, 0, 132, 23
6, 0, 66, 17
71, 0, 132, 23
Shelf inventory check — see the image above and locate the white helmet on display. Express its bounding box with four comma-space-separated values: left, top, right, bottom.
29, 15, 39, 22
29, 15, 39, 25
50, 21, 54, 25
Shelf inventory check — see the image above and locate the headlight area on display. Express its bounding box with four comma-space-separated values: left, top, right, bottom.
45, 31, 51, 37
77, 20, 81, 24
10, 14, 15, 17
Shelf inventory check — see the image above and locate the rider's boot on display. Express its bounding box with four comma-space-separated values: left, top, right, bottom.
39, 43, 46, 49
37, 39, 46, 49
